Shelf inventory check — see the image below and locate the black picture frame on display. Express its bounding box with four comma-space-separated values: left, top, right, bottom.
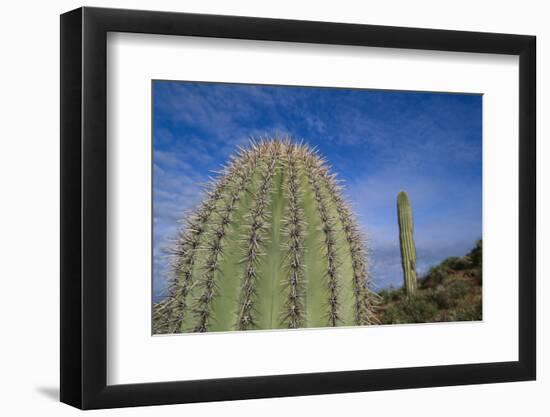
60, 6, 536, 410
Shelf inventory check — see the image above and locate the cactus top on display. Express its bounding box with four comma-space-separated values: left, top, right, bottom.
154, 139, 376, 333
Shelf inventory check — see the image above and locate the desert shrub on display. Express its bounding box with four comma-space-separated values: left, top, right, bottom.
424, 265, 449, 286
428, 288, 454, 310
377, 289, 389, 299
376, 286, 406, 305
446, 303, 482, 322
472, 268, 482, 285
442, 256, 470, 271
468, 239, 482, 268
376, 239, 483, 325
383, 296, 438, 324
392, 287, 406, 301
447, 280, 470, 300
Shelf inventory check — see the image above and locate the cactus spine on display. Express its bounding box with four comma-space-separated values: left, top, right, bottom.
153, 139, 375, 333
397, 190, 417, 296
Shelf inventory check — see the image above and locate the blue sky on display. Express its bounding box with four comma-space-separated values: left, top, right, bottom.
152, 80, 482, 302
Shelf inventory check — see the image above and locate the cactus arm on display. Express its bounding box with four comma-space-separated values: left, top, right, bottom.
397, 191, 417, 295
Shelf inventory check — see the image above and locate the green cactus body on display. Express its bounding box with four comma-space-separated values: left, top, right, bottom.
154, 139, 375, 334
397, 191, 417, 296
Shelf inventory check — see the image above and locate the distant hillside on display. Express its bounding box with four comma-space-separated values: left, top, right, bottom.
376, 240, 482, 324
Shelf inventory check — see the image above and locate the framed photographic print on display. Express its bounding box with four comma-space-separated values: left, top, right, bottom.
60, 6, 536, 409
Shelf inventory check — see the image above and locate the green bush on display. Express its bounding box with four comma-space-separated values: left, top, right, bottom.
425, 265, 449, 286
442, 256, 470, 271
446, 303, 482, 321
391, 287, 406, 301
383, 296, 439, 324
377, 289, 390, 300
428, 289, 454, 310
472, 268, 482, 285
468, 239, 482, 268
377, 239, 482, 324
447, 280, 470, 300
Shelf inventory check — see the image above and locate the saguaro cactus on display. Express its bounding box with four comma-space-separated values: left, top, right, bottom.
397, 191, 417, 296
153, 139, 376, 333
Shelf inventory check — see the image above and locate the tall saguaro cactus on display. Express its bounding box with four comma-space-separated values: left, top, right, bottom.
397, 191, 417, 296
153, 139, 376, 334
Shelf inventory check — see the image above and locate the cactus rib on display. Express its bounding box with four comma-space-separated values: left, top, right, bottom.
281, 143, 305, 328
192, 150, 260, 332
154, 165, 235, 334
237, 145, 278, 330
304, 153, 341, 326
321, 172, 375, 325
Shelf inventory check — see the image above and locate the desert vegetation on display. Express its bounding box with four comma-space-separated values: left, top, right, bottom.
376, 240, 482, 324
